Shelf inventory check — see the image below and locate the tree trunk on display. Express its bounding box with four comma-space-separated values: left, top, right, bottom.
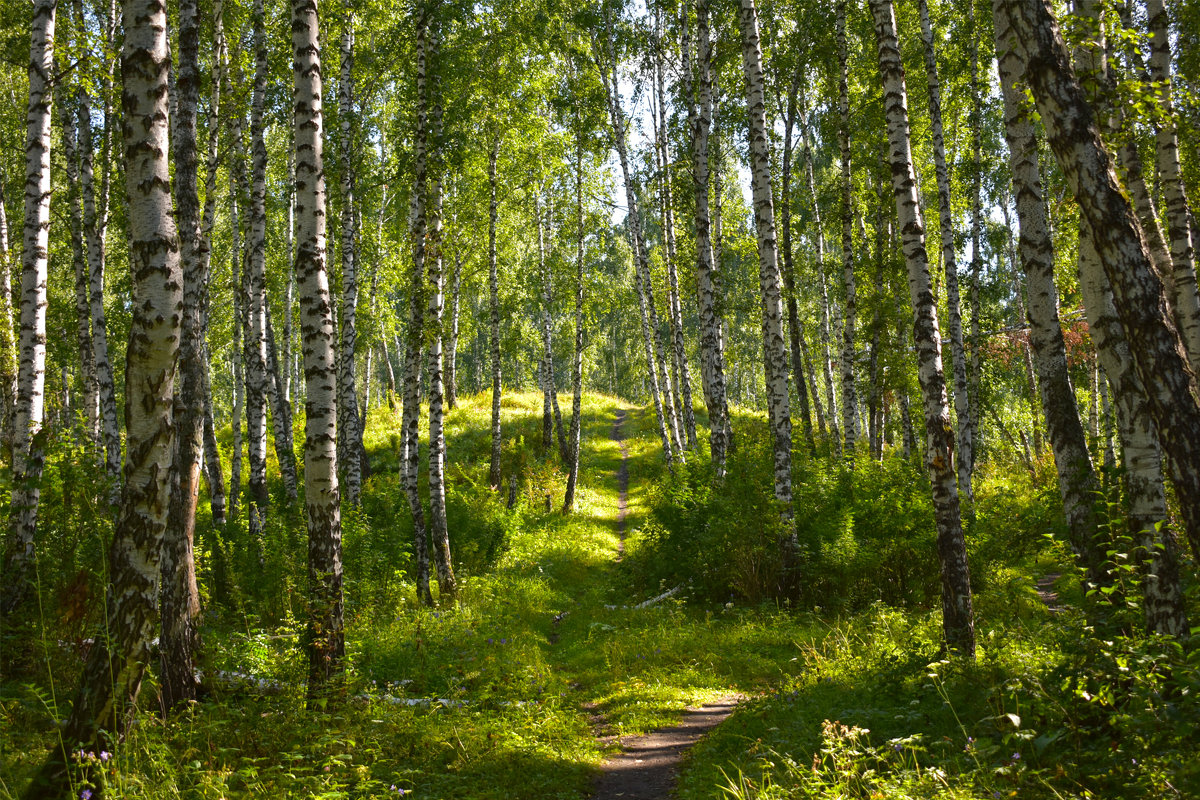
487, 136, 503, 491
687, 0, 730, 475
264, 305, 297, 500
918, 0, 973, 502
798, 85, 830, 440
2, 0, 56, 615
1147, 0, 1200, 372
738, 0, 794, 534
243, 0, 271, 556
836, 0, 860, 459
564, 133, 586, 512
996, 19, 1107, 587
967, 0, 984, 474
292, 0, 345, 697
870, 0, 975, 657
1078, 235, 1188, 635
537, 190, 555, 457
426, 38, 456, 603
996, 0, 1200, 563
597, 34, 677, 465
655, 14, 698, 452
26, 0, 181, 785
404, 18, 432, 606
338, 13, 362, 507
0, 177, 16, 459
781, 78, 815, 453
161, 0, 204, 710
446, 249, 462, 409
1001, 195, 1042, 455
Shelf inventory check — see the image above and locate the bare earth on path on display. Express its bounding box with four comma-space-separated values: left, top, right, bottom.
591, 696, 743, 800
593, 409, 742, 798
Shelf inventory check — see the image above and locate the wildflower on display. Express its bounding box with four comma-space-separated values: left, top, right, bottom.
893, 743, 903, 752
500, 638, 508, 645
80, 791, 93, 800
1010, 752, 1021, 762
487, 638, 494, 645
992, 793, 1001, 799
99, 751, 110, 762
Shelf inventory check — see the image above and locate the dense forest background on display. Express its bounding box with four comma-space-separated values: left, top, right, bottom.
1, 0, 1199, 795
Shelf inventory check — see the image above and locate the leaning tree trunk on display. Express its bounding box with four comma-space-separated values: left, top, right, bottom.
1147, 0, 1200, 372
161, 0, 204, 710
292, 0, 345, 697
995, 23, 1107, 588
597, 31, 679, 464
244, 0, 271, 553
688, 0, 730, 475
918, 0, 973, 503
836, 1, 860, 459
564, 134, 586, 512
655, 17, 697, 452
487, 136, 503, 491
337, 12, 362, 507
996, 0, 1200, 564
737, 0, 794, 534
25, 0, 182, 788
870, 0, 975, 657
536, 190, 556, 456
1078, 234, 1188, 636
2, 0, 56, 616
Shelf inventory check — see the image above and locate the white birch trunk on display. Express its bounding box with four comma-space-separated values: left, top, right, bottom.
870, 0, 974, 656
3, 0, 56, 613
836, 0, 860, 459
337, 13, 362, 506
738, 0, 794, 532
918, 0, 973, 502
292, 0, 345, 693
487, 136, 503, 490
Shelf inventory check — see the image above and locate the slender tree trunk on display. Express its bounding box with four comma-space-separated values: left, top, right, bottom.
57, 67, 99, 443
25, 0, 181, 786
487, 136, 503, 491
655, 15, 698, 452
687, 0, 730, 475
264, 306, 297, 500
404, 18, 432, 605
782, 78, 815, 452
738, 0, 794, 542
798, 85, 830, 440
161, 0, 204, 709
426, 38, 456, 602
867, 196, 886, 461
0, 178, 16, 458
564, 133, 585, 512
78, 0, 119, 484
229, 188, 244, 522
244, 0, 270, 553
1001, 195, 1042, 455
1147, 0, 1200, 371
918, 0, 973, 502
996, 21, 1107, 587
996, 0, 1200, 563
292, 0, 345, 696
537, 191, 555, 456
870, 0, 975, 657
597, 36, 677, 465
338, 12, 362, 506
198, 0, 226, 526
967, 0, 984, 471
2, 0, 56, 615
836, 1, 860, 459
446, 249, 462, 409
283, 149, 295, 405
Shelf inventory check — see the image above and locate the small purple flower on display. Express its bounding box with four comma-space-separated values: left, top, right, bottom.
487, 638, 494, 645
992, 793, 1002, 799
893, 743, 903, 752
1011, 752, 1021, 762
80, 790, 93, 800
99, 751, 110, 762
500, 638, 508, 645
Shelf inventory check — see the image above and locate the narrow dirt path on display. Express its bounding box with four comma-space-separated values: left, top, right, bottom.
613, 409, 630, 561
593, 409, 742, 799
592, 696, 743, 800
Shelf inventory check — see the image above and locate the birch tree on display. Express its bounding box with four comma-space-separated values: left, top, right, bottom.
338, 10, 363, 506
2, 0, 56, 614
870, 0, 974, 656
292, 0, 346, 694
836, 0, 860, 458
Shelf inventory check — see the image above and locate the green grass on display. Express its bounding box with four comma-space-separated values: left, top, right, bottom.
2, 392, 1197, 799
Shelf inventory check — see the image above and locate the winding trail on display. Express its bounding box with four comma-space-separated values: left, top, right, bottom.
592, 408, 742, 799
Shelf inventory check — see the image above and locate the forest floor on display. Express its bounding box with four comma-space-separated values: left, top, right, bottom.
2, 392, 1196, 799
